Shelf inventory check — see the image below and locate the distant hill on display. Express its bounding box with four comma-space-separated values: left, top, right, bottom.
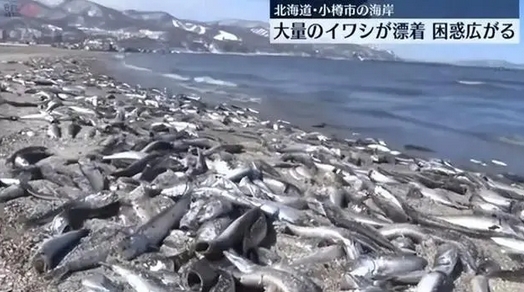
0, 0, 400, 61
453, 60, 524, 70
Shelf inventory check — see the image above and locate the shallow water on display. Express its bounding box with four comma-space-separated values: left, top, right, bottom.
103, 52, 524, 175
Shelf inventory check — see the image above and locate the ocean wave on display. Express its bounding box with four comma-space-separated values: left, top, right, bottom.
114, 54, 125, 59
172, 49, 299, 58
457, 80, 485, 85
456, 79, 524, 92
193, 76, 237, 87
162, 73, 191, 81
122, 61, 152, 72
498, 135, 524, 147
229, 95, 262, 104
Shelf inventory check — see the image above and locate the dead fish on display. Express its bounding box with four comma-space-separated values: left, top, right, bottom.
47, 121, 62, 139
415, 272, 448, 292
491, 237, 524, 253
281, 223, 361, 260
6, 146, 53, 168
435, 214, 523, 238
195, 217, 233, 244
210, 271, 236, 292
112, 153, 165, 178
194, 207, 267, 258
470, 275, 491, 292
179, 199, 207, 232
408, 181, 468, 209
0, 184, 27, 203
185, 259, 219, 292
114, 195, 191, 260
81, 273, 123, 292
195, 198, 233, 223
51, 199, 121, 233
349, 254, 428, 280
368, 169, 399, 184
415, 244, 458, 292
68, 119, 82, 139
290, 244, 346, 266
32, 229, 89, 274
78, 159, 108, 192
102, 261, 174, 292
102, 151, 148, 161
224, 250, 322, 292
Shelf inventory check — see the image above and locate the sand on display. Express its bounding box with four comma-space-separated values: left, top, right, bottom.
0, 45, 523, 292
0, 46, 105, 292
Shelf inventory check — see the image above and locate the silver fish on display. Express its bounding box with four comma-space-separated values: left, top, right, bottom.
224, 250, 322, 292
349, 254, 427, 280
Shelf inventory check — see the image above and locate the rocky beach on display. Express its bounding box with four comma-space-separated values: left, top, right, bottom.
1, 46, 524, 292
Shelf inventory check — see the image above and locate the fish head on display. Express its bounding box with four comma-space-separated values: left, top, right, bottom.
477, 259, 501, 275
433, 244, 459, 275
14, 156, 30, 168
32, 252, 52, 274
49, 213, 70, 235
348, 256, 376, 279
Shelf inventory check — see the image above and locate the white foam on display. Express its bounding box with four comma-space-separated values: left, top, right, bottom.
491, 160, 508, 167
457, 80, 485, 85
470, 159, 487, 166
498, 135, 524, 147
162, 73, 190, 81
193, 76, 237, 87
230, 95, 262, 103
122, 61, 152, 72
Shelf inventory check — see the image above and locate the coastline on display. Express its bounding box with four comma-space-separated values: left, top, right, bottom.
107, 52, 523, 177
0, 45, 523, 292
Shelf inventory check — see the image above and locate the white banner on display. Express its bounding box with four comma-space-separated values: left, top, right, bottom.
269, 18, 520, 44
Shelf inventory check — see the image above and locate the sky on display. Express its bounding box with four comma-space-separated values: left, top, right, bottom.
92, 0, 523, 63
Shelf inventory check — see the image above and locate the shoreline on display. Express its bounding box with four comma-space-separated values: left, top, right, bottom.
105, 52, 521, 177
0, 46, 523, 292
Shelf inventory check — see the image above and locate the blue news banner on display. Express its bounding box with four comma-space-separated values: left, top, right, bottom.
269, 0, 520, 44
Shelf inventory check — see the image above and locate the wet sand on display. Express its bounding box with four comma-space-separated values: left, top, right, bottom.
0, 45, 523, 292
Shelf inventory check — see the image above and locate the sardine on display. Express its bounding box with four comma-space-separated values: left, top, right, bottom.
81, 273, 122, 292
470, 275, 491, 292
282, 223, 361, 259
103, 262, 175, 292
224, 250, 322, 292
194, 207, 266, 258
32, 229, 89, 274
114, 195, 191, 260
349, 254, 427, 280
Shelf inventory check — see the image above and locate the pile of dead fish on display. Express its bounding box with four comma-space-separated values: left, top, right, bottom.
2, 56, 524, 292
